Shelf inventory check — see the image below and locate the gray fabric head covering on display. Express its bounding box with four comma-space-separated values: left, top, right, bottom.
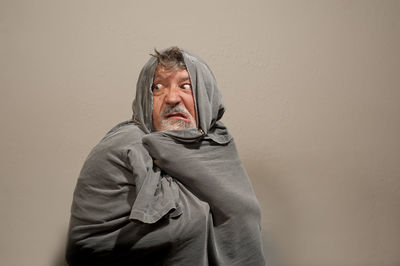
132, 48, 231, 144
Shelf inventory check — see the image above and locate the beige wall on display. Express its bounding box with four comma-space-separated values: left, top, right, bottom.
1, 1, 399, 265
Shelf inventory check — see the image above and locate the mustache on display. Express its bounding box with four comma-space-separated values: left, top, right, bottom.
162, 105, 191, 116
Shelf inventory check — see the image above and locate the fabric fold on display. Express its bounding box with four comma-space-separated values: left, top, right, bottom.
141, 130, 265, 265
129, 167, 182, 224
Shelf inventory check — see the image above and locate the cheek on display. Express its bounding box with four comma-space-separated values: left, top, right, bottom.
186, 96, 197, 119
152, 97, 162, 120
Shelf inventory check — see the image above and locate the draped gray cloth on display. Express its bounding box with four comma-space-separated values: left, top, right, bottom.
67, 49, 265, 265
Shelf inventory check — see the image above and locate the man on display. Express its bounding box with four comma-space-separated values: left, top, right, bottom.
67, 47, 265, 265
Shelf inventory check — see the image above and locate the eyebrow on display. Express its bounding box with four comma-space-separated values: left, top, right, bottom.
178, 76, 191, 83
153, 75, 191, 83
153, 74, 165, 80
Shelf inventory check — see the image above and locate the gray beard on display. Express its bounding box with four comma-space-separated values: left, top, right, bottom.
159, 105, 196, 131
160, 118, 192, 130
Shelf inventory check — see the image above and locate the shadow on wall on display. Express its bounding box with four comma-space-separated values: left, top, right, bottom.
51, 250, 68, 266
243, 154, 292, 266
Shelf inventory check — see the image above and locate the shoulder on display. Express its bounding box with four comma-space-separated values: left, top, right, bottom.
93, 120, 146, 153
83, 121, 147, 168
101, 120, 145, 146
77, 121, 152, 189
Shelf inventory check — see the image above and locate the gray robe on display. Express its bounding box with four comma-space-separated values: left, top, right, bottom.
67, 49, 266, 266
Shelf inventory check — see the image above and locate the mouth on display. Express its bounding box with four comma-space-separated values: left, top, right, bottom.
164, 112, 190, 122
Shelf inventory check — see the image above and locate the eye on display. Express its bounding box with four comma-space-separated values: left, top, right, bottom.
181, 84, 192, 90
152, 83, 163, 91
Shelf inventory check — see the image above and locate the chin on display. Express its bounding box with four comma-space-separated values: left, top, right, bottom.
160, 119, 195, 131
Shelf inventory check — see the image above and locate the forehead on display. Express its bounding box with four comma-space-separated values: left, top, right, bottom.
153, 66, 190, 81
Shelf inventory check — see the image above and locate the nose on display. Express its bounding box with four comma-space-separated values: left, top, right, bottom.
165, 86, 181, 106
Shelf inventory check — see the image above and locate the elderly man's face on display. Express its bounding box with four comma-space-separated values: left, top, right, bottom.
152, 66, 197, 131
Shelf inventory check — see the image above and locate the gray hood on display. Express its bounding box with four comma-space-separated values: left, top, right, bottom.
132, 48, 231, 144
